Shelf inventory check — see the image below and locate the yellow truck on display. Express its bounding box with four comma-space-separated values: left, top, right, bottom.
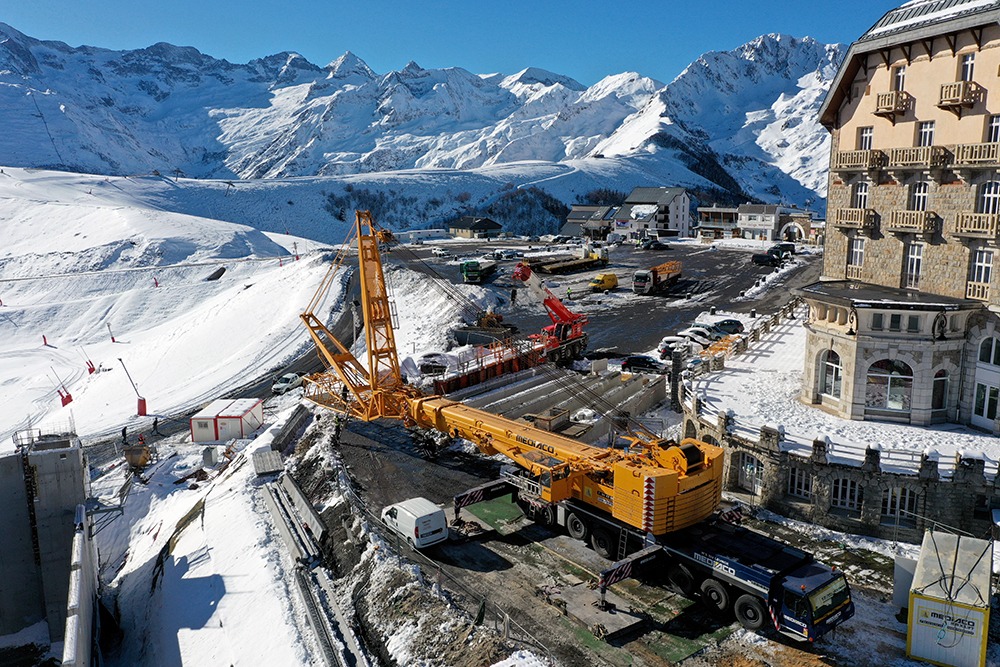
589, 272, 618, 292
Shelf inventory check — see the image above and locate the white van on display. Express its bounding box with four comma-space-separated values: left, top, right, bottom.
380, 497, 448, 548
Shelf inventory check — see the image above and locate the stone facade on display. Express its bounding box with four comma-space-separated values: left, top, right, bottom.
683, 388, 1000, 542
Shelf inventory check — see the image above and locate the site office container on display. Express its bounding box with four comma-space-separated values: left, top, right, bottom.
906, 532, 993, 667
189, 398, 264, 443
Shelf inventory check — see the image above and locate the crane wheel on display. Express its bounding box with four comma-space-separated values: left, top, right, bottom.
700, 578, 730, 614
542, 505, 557, 526
590, 527, 613, 559
667, 564, 695, 596
566, 512, 588, 541
733, 594, 767, 631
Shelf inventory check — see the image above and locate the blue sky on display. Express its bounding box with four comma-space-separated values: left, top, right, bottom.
5, 1, 904, 84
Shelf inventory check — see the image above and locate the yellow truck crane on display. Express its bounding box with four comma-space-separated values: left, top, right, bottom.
301, 211, 725, 537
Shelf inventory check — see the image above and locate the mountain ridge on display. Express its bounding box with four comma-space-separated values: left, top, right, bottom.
0, 23, 842, 209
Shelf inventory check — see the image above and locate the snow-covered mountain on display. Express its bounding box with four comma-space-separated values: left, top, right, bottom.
0, 23, 842, 207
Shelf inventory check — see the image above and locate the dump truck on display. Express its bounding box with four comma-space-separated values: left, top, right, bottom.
632, 260, 682, 295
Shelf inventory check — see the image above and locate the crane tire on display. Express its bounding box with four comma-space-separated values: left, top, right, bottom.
667, 564, 695, 596
590, 527, 614, 559
700, 578, 730, 614
734, 594, 767, 631
542, 505, 557, 527
566, 512, 588, 541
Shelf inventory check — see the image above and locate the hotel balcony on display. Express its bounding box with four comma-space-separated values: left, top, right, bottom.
938, 81, 977, 115
873, 90, 908, 120
966, 281, 990, 301
954, 142, 1000, 167
831, 149, 887, 173
886, 146, 949, 170
832, 208, 877, 234
953, 212, 1000, 239
885, 210, 937, 235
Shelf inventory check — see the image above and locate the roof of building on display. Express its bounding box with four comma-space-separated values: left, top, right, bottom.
861, 0, 1000, 43
738, 204, 780, 216
795, 280, 981, 310
192, 398, 262, 420
449, 216, 502, 230
820, 1, 1000, 126
624, 187, 686, 206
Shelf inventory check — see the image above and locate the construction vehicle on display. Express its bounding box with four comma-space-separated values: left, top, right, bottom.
301, 211, 723, 536
632, 260, 682, 295
529, 242, 609, 275
511, 262, 588, 362
300, 212, 854, 641
459, 258, 497, 284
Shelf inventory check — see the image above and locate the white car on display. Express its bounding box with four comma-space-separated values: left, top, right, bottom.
431, 247, 450, 257
676, 328, 715, 348
271, 372, 303, 395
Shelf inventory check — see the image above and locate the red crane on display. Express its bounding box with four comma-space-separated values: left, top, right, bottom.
512, 262, 588, 362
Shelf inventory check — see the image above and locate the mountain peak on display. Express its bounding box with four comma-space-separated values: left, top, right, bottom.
326, 50, 376, 81
500, 67, 584, 91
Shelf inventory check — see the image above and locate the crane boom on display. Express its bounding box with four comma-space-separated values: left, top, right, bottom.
301, 210, 724, 535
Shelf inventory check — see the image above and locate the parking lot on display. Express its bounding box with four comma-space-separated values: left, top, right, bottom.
394, 238, 821, 355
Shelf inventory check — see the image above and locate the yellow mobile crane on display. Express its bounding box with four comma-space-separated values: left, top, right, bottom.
301, 211, 724, 537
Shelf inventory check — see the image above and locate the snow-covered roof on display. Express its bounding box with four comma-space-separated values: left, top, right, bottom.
797, 280, 980, 310
861, 0, 1000, 42
624, 187, 686, 206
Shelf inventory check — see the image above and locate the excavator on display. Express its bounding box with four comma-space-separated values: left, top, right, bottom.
511, 262, 588, 362
300, 211, 724, 537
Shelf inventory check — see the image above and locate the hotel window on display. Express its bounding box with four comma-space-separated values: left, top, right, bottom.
971, 248, 994, 284
865, 359, 913, 411
976, 181, 1000, 214
916, 121, 934, 147
905, 242, 923, 289
821, 350, 842, 398
889, 314, 902, 331
848, 237, 865, 267
831, 478, 863, 514
932, 370, 948, 411
872, 313, 884, 330
857, 126, 873, 151
961, 52, 976, 82
908, 182, 928, 212
978, 337, 1000, 365
907, 315, 920, 333
882, 487, 918, 524
787, 468, 813, 500
851, 181, 870, 209
987, 115, 1000, 143
893, 65, 906, 92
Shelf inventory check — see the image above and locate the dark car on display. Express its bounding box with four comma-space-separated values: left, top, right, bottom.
621, 355, 669, 375
710, 318, 746, 335
752, 253, 781, 267
769, 242, 796, 257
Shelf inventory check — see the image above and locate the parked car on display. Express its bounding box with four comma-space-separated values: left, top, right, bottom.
769, 242, 796, 257
684, 324, 726, 341
271, 372, 303, 395
752, 253, 781, 267
621, 355, 669, 375
381, 497, 449, 549
642, 240, 670, 251
431, 247, 450, 257
676, 328, 715, 348
705, 318, 746, 335
658, 335, 697, 358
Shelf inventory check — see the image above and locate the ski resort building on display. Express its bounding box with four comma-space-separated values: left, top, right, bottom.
798, 0, 1000, 439
447, 216, 502, 239
613, 187, 691, 239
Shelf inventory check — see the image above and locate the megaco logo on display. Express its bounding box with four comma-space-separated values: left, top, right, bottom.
917, 607, 978, 636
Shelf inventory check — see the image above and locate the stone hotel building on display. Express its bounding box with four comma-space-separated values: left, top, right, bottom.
798, 0, 1000, 434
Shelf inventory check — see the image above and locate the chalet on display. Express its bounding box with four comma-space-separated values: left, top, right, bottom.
448, 216, 502, 239
560, 205, 619, 239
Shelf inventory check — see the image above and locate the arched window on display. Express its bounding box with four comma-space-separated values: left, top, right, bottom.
979, 337, 1000, 365
820, 350, 842, 398
737, 452, 763, 495
865, 359, 913, 411
932, 370, 948, 411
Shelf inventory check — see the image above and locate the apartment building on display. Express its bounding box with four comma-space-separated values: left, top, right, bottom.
799, 0, 1000, 433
